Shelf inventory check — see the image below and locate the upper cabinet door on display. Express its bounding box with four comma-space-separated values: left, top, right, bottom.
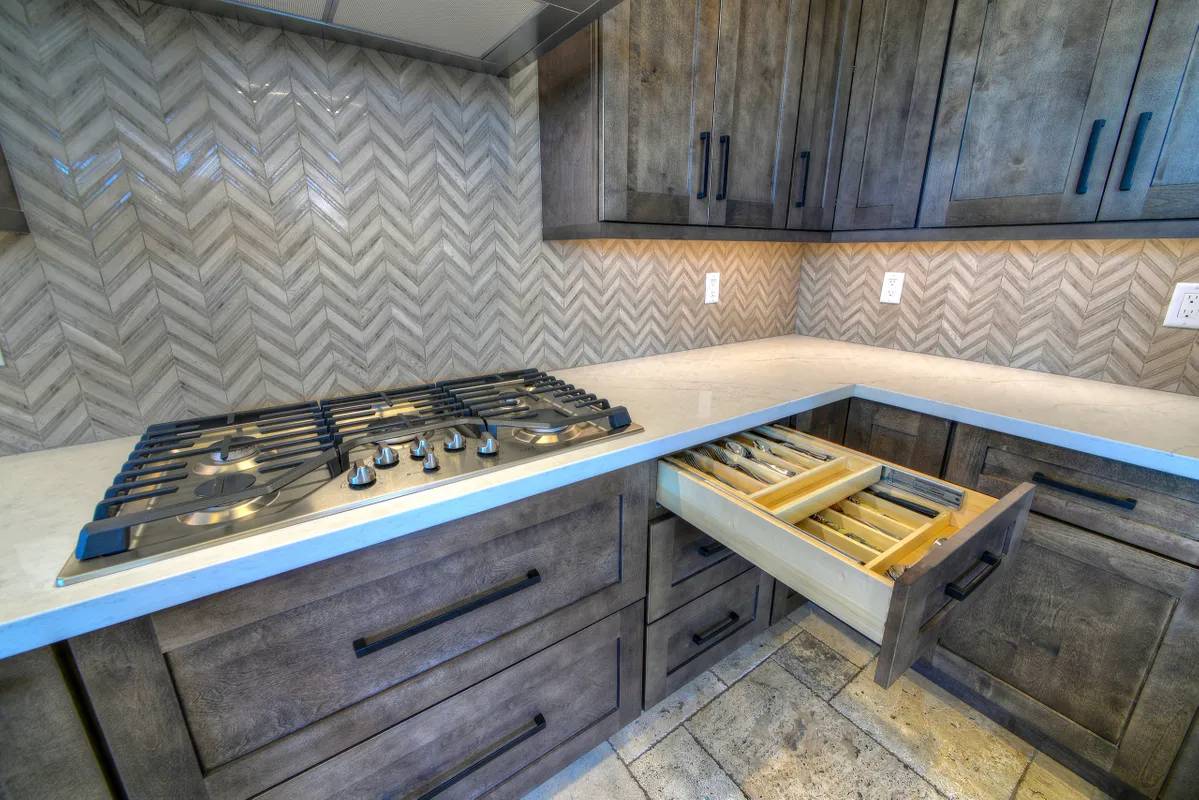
708, 0, 810, 228
788, 0, 860, 230
1098, 0, 1199, 221
919, 0, 1155, 228
600, 0, 722, 225
834, 0, 952, 230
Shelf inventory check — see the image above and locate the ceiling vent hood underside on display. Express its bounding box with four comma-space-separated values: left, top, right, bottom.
161, 0, 623, 77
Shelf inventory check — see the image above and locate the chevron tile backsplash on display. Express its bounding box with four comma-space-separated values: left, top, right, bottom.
0, 0, 802, 455
796, 239, 1199, 395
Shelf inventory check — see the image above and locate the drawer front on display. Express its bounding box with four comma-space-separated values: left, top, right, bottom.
657, 426, 1034, 688
945, 424, 1199, 564
645, 568, 771, 706
647, 514, 754, 621
259, 604, 644, 800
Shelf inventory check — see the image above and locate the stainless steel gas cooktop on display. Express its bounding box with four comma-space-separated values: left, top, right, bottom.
59, 369, 641, 586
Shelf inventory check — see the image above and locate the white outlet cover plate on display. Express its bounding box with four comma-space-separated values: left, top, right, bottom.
880, 272, 905, 304
1164, 282, 1199, 329
705, 272, 720, 304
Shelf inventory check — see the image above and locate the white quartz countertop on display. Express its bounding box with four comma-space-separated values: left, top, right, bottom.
2, 335, 1197, 659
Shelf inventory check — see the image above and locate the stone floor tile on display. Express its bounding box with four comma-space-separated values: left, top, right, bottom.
629, 727, 748, 800
710, 618, 801, 686
832, 665, 1035, 800
772, 628, 861, 699
523, 741, 647, 800
609, 670, 726, 762
788, 602, 879, 667
1015, 753, 1112, 800
688, 659, 939, 800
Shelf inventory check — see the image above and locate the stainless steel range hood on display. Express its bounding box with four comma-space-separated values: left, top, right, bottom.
161, 0, 623, 77
0, 145, 28, 233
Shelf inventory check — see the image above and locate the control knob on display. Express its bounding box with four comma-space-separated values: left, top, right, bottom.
410, 436, 429, 459
422, 451, 440, 472
347, 460, 376, 489
373, 444, 400, 468
444, 430, 465, 452
478, 434, 499, 456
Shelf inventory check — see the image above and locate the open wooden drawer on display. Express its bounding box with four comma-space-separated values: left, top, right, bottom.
656, 424, 1035, 687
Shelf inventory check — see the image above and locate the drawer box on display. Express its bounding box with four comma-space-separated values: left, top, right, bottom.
644, 567, 772, 706
945, 424, 1199, 565
647, 514, 754, 621
657, 425, 1033, 687
259, 604, 644, 800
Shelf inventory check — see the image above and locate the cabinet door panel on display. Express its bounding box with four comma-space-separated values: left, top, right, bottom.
934, 513, 1199, 797
600, 0, 721, 224
788, 0, 859, 230
843, 398, 951, 475
834, 0, 952, 230
919, 0, 1154, 227
1099, 0, 1199, 221
709, 0, 809, 228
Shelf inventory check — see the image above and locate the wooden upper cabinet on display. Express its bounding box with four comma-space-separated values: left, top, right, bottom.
1098, 0, 1199, 221
599, 0, 721, 225
834, 0, 952, 230
788, 0, 859, 230
708, 0, 810, 228
919, 0, 1156, 228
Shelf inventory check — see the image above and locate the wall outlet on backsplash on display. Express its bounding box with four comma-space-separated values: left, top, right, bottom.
880, 272, 905, 304
1163, 283, 1199, 329
705, 272, 720, 304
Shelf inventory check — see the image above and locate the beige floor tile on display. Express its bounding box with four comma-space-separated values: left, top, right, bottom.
688, 659, 939, 800
710, 618, 801, 686
772, 628, 861, 699
630, 727, 748, 800
610, 670, 726, 762
832, 666, 1035, 800
788, 602, 880, 667
1015, 753, 1112, 800
523, 742, 646, 800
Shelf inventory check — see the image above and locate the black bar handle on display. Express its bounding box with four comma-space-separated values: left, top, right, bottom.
406, 713, 547, 800
697, 131, 711, 200
794, 150, 810, 208
715, 134, 731, 201
1032, 472, 1136, 510
697, 540, 728, 558
354, 569, 542, 658
945, 551, 1001, 601
692, 611, 739, 645
1075, 118, 1105, 194
1118, 112, 1152, 191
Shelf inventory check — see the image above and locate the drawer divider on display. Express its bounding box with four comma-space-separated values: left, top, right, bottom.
865, 512, 951, 574
773, 465, 883, 523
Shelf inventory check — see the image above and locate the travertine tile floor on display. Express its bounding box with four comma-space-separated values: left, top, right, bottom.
525, 603, 1111, 800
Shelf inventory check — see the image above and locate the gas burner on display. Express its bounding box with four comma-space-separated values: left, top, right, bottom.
61, 368, 640, 585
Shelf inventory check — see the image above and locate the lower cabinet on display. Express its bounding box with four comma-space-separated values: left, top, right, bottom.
769, 578, 805, 625
843, 397, 953, 475
789, 397, 850, 442
644, 567, 772, 706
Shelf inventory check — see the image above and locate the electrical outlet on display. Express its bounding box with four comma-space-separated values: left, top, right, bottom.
1164, 282, 1199, 329
705, 272, 720, 304
880, 272, 905, 304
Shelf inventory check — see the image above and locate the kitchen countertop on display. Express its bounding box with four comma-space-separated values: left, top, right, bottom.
2, 334, 1197, 659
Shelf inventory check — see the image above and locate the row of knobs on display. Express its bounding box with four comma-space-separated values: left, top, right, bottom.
348, 431, 500, 488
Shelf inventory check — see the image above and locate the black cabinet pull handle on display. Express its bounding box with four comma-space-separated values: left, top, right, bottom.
715, 134, 731, 201
1118, 111, 1152, 191
354, 569, 542, 658
1032, 472, 1136, 510
404, 713, 547, 800
945, 551, 1001, 601
692, 611, 739, 645
697, 131, 711, 200
697, 540, 728, 558
794, 150, 810, 208
1075, 118, 1105, 194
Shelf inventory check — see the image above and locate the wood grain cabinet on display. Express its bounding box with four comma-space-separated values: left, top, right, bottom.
919, 0, 1156, 227
0, 647, 111, 799
1097, 0, 1199, 221
67, 465, 651, 800
788, 397, 850, 442
843, 398, 953, 476
540, 0, 814, 233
